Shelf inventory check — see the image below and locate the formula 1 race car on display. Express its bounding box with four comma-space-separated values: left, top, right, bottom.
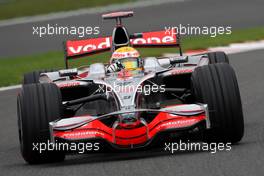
17, 11, 244, 164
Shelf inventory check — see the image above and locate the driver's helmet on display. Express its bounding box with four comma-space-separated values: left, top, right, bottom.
110, 46, 143, 71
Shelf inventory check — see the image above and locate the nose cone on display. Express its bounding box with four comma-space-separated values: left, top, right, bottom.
119, 112, 140, 128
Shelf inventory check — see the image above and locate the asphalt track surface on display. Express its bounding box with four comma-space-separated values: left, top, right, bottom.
0, 49, 264, 175
0, 0, 264, 58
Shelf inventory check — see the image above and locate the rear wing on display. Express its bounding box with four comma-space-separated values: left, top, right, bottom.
64, 28, 181, 68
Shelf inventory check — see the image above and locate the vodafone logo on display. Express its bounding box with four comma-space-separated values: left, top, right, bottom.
66, 30, 177, 56
68, 37, 111, 55
132, 36, 174, 45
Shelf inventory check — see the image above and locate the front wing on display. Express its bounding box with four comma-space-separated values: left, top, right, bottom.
49, 104, 210, 149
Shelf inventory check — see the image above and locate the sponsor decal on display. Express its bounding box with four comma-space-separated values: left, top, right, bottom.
63, 131, 105, 138
159, 119, 198, 129
66, 29, 177, 57
112, 50, 139, 58
57, 82, 81, 88
170, 68, 194, 75
67, 37, 111, 56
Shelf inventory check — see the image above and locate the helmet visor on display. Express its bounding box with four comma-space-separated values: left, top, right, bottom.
120, 58, 139, 70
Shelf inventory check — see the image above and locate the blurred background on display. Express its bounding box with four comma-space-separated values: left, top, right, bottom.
0, 0, 263, 56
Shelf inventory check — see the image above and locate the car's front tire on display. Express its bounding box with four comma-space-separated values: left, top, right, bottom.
17, 83, 65, 164
191, 63, 244, 143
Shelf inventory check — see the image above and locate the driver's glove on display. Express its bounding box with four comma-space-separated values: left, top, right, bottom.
106, 61, 124, 73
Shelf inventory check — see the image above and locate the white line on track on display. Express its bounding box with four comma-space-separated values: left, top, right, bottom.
1, 39, 264, 92
163, 40, 264, 56
0, 0, 185, 27
0, 85, 21, 92
208, 40, 264, 54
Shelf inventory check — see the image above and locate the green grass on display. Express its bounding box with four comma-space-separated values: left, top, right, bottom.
0, 27, 264, 87
0, 0, 134, 20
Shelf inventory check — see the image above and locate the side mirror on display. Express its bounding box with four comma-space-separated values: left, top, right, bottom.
169, 56, 188, 65
59, 68, 78, 77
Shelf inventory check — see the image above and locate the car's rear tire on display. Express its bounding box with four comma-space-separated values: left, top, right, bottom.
207, 51, 229, 64
191, 63, 244, 143
17, 83, 65, 164
23, 69, 56, 84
